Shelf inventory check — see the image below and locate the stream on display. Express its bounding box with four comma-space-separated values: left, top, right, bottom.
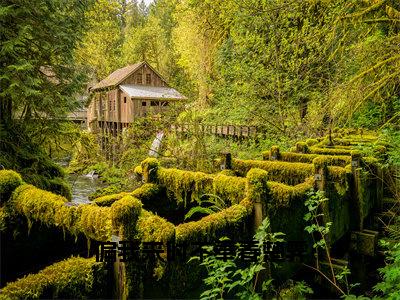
56, 157, 104, 204
67, 174, 104, 204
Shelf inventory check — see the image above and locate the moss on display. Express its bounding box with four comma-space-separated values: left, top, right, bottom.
47, 177, 72, 200
246, 168, 268, 202
10, 184, 113, 241
175, 197, 252, 244
0, 256, 106, 300
79, 204, 113, 241
0, 207, 7, 232
232, 159, 314, 185
157, 168, 214, 206
133, 165, 143, 180
88, 185, 123, 201
141, 158, 160, 183
136, 210, 175, 243
93, 192, 129, 207
267, 177, 314, 207
265, 152, 352, 166
212, 174, 246, 205
131, 183, 162, 203
309, 147, 353, 156
0, 170, 23, 204
111, 195, 142, 239
11, 184, 67, 230
295, 142, 310, 153
306, 139, 319, 146
218, 169, 237, 177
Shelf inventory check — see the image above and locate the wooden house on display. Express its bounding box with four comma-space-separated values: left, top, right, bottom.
87, 61, 187, 135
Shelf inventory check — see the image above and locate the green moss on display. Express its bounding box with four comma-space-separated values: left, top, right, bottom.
0, 256, 106, 300
175, 197, 253, 243
295, 142, 310, 153
212, 174, 246, 205
133, 165, 143, 179
232, 159, 314, 185
141, 158, 160, 183
246, 168, 268, 202
0, 207, 7, 232
218, 169, 237, 177
306, 138, 319, 146
10, 184, 113, 241
157, 168, 214, 206
309, 147, 353, 156
267, 177, 314, 207
111, 195, 142, 239
265, 152, 352, 166
136, 210, 175, 243
88, 185, 123, 201
47, 177, 72, 200
0, 170, 23, 204
131, 183, 162, 203
93, 192, 129, 207
11, 184, 67, 230
79, 204, 113, 241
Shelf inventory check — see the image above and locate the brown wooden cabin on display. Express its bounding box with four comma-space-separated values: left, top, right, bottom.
87, 61, 187, 135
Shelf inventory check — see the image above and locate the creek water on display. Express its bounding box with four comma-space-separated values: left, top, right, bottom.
56, 157, 104, 203
67, 174, 104, 204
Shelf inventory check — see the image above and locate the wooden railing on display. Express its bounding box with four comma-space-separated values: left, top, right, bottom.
171, 123, 261, 138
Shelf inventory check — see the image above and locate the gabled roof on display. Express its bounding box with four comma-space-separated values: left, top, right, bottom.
120, 84, 187, 101
91, 61, 168, 91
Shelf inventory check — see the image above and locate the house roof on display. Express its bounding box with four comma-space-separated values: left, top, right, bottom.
91, 61, 168, 91
119, 84, 187, 101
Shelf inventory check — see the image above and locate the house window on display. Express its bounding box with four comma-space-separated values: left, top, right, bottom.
136, 73, 142, 84
146, 74, 151, 85
151, 101, 158, 106
113, 98, 116, 111
161, 101, 169, 106
124, 97, 127, 104
108, 98, 112, 111
142, 101, 147, 106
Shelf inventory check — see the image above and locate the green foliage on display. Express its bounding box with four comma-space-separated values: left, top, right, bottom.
0, 256, 107, 300
373, 241, 400, 299
192, 217, 310, 299
184, 194, 228, 221
0, 170, 23, 203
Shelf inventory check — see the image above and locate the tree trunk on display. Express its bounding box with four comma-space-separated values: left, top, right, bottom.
0, 97, 12, 125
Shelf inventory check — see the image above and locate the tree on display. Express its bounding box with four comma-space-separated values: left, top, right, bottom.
0, 0, 91, 193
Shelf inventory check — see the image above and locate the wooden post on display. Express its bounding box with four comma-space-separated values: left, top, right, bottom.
220, 152, 232, 170
351, 151, 364, 230
270, 146, 281, 161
